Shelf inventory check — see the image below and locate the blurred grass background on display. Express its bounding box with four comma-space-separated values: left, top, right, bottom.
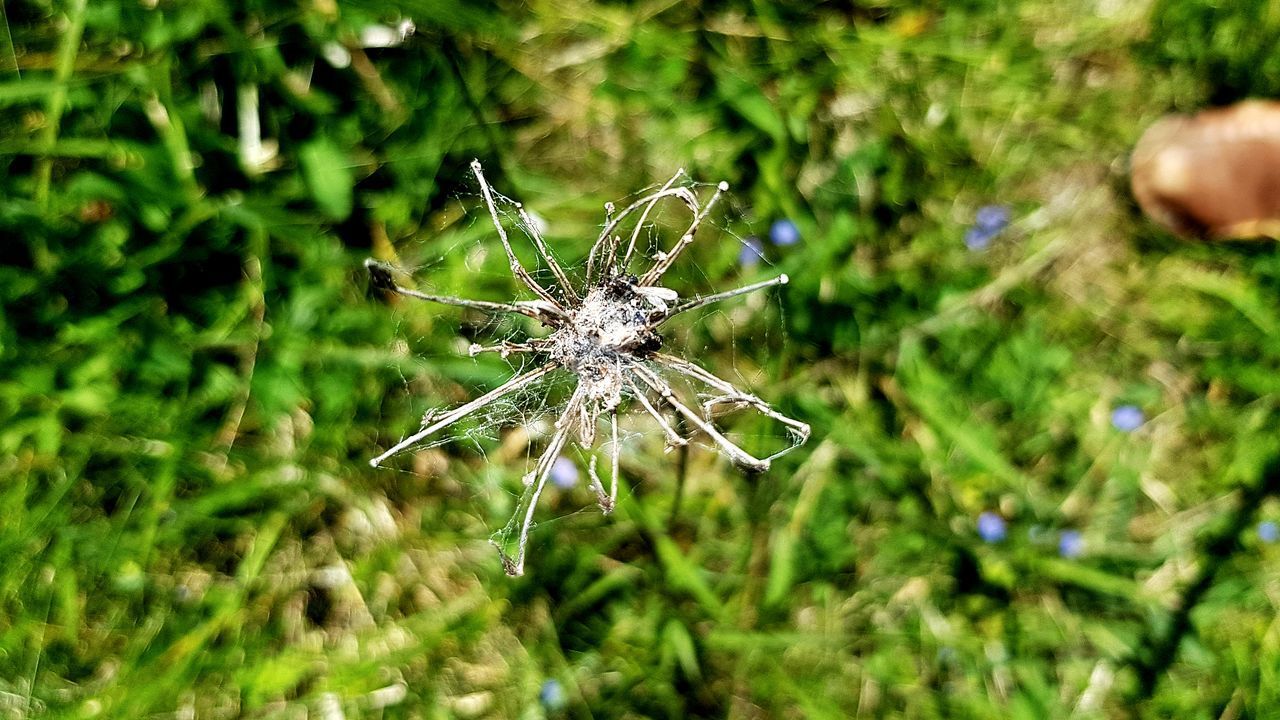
4, 0, 1280, 717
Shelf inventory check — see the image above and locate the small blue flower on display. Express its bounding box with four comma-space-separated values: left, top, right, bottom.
1058, 529, 1084, 558
738, 236, 765, 267
550, 456, 578, 489
977, 512, 1007, 543
1111, 405, 1144, 432
1259, 521, 1279, 544
964, 204, 1011, 251
769, 219, 801, 246
964, 226, 995, 251
539, 679, 567, 710
974, 205, 1011, 233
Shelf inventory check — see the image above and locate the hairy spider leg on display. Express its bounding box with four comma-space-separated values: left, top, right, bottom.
368, 364, 559, 467
514, 200, 581, 304
618, 170, 687, 272
471, 160, 566, 311
652, 353, 811, 449
630, 364, 770, 472
364, 258, 564, 323
586, 408, 621, 514
586, 178, 692, 280
608, 408, 619, 510
490, 396, 579, 576
660, 274, 790, 321
468, 340, 551, 358
624, 376, 688, 449
637, 180, 729, 287
586, 180, 697, 282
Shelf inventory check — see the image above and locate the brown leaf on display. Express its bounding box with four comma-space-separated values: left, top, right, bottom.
1131, 100, 1280, 239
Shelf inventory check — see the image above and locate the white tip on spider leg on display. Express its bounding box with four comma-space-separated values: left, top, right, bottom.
792, 423, 812, 443
779, 274, 789, 284
718, 181, 729, 191
468, 343, 482, 357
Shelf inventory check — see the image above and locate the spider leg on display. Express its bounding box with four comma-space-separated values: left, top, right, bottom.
365, 259, 564, 324
585, 209, 617, 283
631, 364, 770, 472
587, 454, 607, 508
558, 381, 596, 446
586, 407, 620, 514
608, 407, 619, 509
514, 201, 581, 304
489, 399, 578, 576
587, 180, 698, 282
619, 169, 686, 272
369, 364, 558, 467
468, 340, 551, 358
624, 376, 688, 450
471, 160, 567, 311
637, 180, 729, 287
659, 273, 789, 322
651, 352, 811, 451
602, 235, 620, 274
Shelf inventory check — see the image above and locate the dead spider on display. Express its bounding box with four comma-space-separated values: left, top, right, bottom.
367, 160, 810, 576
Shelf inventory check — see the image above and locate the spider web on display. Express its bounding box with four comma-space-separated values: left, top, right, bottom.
374, 168, 805, 571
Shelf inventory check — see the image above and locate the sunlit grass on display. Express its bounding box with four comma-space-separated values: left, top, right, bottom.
3, 0, 1280, 717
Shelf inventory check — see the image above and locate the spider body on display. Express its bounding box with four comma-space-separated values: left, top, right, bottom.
367, 161, 809, 576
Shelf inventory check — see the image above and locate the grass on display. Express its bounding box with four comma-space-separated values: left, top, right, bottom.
3, 0, 1280, 717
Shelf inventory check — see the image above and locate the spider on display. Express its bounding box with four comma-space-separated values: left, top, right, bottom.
366, 160, 810, 576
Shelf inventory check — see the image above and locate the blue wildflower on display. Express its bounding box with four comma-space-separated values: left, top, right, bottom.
1058, 529, 1084, 558
769, 219, 801, 246
977, 512, 1007, 543
964, 226, 995, 251
964, 204, 1011, 251
539, 679, 567, 710
1110, 405, 1144, 432
550, 456, 578, 489
1259, 521, 1279, 544
738, 236, 765, 267
974, 205, 1011, 233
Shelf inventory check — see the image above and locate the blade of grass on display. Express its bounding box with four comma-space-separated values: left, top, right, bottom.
33, 0, 86, 209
